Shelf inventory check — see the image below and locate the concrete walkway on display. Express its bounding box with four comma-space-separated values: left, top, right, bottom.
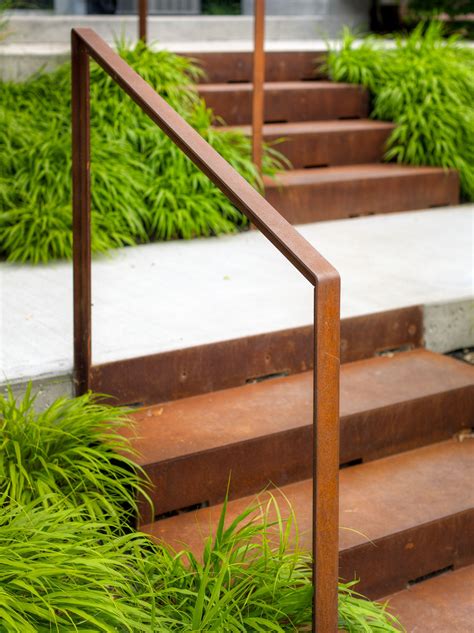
1, 206, 473, 394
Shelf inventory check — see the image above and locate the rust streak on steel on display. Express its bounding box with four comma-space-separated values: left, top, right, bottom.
71, 27, 340, 631
138, 0, 147, 43
71, 30, 91, 394
252, 0, 265, 173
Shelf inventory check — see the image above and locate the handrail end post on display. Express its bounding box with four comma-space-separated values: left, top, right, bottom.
312, 272, 341, 631
71, 29, 92, 396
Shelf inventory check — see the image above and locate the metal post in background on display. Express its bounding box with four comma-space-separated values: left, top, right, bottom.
252, 0, 265, 174
139, 0, 147, 43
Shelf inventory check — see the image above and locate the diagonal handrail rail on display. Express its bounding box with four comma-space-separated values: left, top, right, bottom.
71, 27, 340, 631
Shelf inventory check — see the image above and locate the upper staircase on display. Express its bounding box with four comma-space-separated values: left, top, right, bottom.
192, 50, 460, 222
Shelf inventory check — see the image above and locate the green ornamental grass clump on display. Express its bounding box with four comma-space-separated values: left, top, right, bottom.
327, 22, 474, 201
0, 388, 403, 631
0, 503, 157, 632
0, 41, 284, 264
0, 386, 150, 527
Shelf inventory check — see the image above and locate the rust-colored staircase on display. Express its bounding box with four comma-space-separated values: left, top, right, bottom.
128, 346, 474, 599
113, 50, 474, 633
193, 51, 460, 222
71, 39, 472, 630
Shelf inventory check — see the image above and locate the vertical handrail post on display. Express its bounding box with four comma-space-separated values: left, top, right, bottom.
71, 30, 92, 395
139, 0, 148, 43
313, 279, 341, 631
252, 0, 265, 174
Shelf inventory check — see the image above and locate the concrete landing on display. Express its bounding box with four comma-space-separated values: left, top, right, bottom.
1, 206, 473, 401
2, 14, 367, 45
0, 37, 333, 81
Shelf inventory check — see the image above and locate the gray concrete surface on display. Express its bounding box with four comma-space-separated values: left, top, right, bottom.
424, 300, 474, 354
2, 14, 360, 45
242, 0, 370, 18
1, 206, 473, 400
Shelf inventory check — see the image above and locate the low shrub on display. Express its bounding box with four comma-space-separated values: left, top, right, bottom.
0, 386, 150, 527
0, 42, 284, 263
327, 22, 474, 201
0, 503, 156, 632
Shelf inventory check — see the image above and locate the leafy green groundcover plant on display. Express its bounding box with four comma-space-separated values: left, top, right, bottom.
0, 386, 150, 527
0, 389, 403, 631
0, 42, 284, 264
327, 22, 474, 201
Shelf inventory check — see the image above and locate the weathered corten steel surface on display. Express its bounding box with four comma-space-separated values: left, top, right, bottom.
91, 306, 423, 406
220, 120, 395, 169
71, 28, 341, 631
385, 565, 474, 632
198, 81, 369, 124
263, 164, 460, 223
143, 439, 474, 599
127, 350, 474, 518
340, 306, 422, 364
188, 51, 325, 83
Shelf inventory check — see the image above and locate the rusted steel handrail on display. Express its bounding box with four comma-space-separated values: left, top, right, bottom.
138, 0, 147, 42
252, 0, 265, 173
71, 27, 340, 631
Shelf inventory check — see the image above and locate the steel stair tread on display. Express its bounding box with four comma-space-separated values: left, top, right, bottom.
384, 565, 474, 632
262, 164, 459, 221
198, 80, 357, 92
219, 119, 396, 135
263, 163, 458, 187
143, 439, 474, 549
188, 50, 325, 83
142, 439, 474, 596
127, 349, 474, 468
128, 349, 474, 519
197, 80, 368, 124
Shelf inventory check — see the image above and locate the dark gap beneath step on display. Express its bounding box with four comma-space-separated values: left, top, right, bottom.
155, 501, 210, 522
408, 565, 453, 587
340, 458, 363, 469
449, 346, 474, 365
226, 80, 250, 84
304, 163, 329, 169
376, 344, 413, 358
264, 119, 288, 124
124, 401, 144, 408
338, 116, 362, 120
349, 213, 361, 218
246, 371, 289, 384
430, 202, 450, 208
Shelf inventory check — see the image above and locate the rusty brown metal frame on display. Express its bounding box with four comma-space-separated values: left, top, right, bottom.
71, 27, 340, 631
252, 0, 265, 173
